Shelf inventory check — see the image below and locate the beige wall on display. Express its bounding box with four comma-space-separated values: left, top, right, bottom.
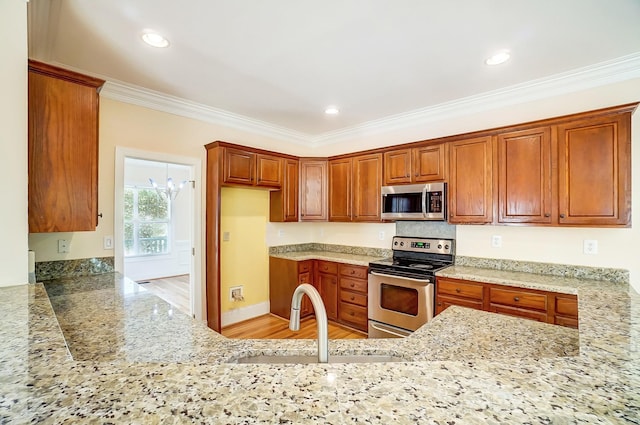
0, 1, 28, 287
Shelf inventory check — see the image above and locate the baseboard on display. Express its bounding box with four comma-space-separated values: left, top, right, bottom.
221, 301, 270, 327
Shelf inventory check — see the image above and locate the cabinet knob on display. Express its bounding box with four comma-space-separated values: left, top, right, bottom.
437, 302, 442, 306
514, 296, 520, 302
350, 296, 355, 301
350, 283, 355, 288
544, 213, 550, 217
349, 312, 354, 316
559, 214, 566, 219
350, 270, 355, 274
455, 288, 461, 293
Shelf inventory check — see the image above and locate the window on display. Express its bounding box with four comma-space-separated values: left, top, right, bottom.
124, 187, 171, 257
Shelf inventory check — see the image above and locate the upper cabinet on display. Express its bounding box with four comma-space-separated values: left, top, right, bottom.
557, 113, 631, 226
28, 60, 105, 233
497, 127, 552, 224
270, 158, 299, 222
299, 159, 328, 221
383, 143, 447, 185
448, 136, 494, 224
329, 154, 382, 222
223, 147, 283, 188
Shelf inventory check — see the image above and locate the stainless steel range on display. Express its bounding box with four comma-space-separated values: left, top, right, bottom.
368, 236, 454, 338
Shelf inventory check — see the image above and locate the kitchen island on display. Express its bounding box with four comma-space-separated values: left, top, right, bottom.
1, 265, 638, 424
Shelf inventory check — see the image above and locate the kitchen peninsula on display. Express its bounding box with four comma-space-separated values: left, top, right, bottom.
1, 258, 638, 424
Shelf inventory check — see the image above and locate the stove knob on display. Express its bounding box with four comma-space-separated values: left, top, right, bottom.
394, 241, 398, 246
438, 244, 442, 249
445, 244, 450, 250
400, 242, 404, 246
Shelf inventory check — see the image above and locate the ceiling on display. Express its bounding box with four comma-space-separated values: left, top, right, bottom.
28, 0, 640, 141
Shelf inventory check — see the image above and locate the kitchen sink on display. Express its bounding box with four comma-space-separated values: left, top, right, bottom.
232, 354, 406, 364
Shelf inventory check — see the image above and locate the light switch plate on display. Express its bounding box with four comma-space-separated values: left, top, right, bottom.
103, 236, 113, 250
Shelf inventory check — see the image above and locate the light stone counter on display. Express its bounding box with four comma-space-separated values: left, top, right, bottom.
1, 268, 638, 424
269, 250, 386, 267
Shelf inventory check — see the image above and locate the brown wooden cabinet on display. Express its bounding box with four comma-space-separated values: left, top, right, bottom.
383, 144, 447, 185
270, 159, 299, 222
329, 153, 382, 222
299, 159, 328, 221
337, 264, 368, 332
28, 60, 105, 233
316, 261, 339, 321
497, 127, 552, 224
269, 257, 315, 319
448, 136, 494, 224
435, 276, 578, 328
328, 158, 352, 221
223, 147, 283, 188
557, 113, 631, 226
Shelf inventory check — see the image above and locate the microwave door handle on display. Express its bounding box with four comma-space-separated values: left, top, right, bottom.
422, 186, 428, 218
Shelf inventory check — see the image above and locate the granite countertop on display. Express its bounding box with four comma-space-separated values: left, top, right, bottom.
269, 250, 387, 267
1, 267, 639, 423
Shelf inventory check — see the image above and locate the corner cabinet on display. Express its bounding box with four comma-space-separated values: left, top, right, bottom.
28, 60, 105, 233
557, 113, 631, 226
448, 136, 493, 224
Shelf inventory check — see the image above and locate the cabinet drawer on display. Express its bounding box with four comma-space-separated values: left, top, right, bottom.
555, 315, 579, 329
437, 279, 484, 301
339, 264, 367, 279
317, 261, 338, 274
339, 277, 367, 293
298, 261, 312, 274
489, 304, 548, 322
435, 295, 483, 315
340, 290, 367, 307
555, 295, 578, 317
298, 272, 311, 285
490, 287, 547, 311
339, 302, 368, 327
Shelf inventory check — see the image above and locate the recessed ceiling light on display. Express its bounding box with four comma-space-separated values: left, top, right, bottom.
142, 32, 170, 48
485, 51, 510, 65
325, 106, 339, 115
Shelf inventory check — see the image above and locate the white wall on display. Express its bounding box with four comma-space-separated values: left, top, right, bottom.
0, 0, 28, 287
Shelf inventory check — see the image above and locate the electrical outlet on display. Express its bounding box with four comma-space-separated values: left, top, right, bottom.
230, 286, 244, 302
57, 239, 70, 253
378, 231, 385, 240
583, 239, 598, 255
103, 236, 113, 250
223, 231, 230, 241
278, 229, 284, 237
491, 235, 502, 248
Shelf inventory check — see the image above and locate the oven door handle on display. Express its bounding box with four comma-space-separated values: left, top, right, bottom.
369, 271, 432, 284
369, 321, 413, 338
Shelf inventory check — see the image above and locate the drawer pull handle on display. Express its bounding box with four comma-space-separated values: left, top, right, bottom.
350, 270, 355, 274
350, 296, 355, 301
559, 214, 566, 219
437, 302, 442, 306
350, 283, 355, 288
455, 288, 461, 293
514, 297, 520, 302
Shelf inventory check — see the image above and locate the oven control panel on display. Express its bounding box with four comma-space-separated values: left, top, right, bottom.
392, 236, 454, 255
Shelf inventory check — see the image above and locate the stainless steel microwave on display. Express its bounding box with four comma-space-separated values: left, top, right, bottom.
380, 182, 446, 220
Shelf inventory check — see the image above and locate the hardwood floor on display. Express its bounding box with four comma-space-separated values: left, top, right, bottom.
222, 314, 367, 339
138, 274, 191, 316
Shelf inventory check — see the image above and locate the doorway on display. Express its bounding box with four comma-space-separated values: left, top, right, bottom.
114, 148, 203, 321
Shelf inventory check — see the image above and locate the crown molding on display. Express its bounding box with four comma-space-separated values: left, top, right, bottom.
96, 52, 640, 147
309, 52, 640, 145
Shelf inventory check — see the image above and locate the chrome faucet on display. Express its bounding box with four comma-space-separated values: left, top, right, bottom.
289, 283, 329, 363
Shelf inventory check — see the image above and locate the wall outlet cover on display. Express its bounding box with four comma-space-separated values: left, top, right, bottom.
491, 235, 502, 248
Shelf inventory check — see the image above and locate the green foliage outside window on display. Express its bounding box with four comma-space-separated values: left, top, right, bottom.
124, 187, 170, 256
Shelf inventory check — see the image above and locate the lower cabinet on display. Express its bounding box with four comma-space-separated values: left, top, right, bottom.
435, 277, 578, 328
269, 257, 368, 332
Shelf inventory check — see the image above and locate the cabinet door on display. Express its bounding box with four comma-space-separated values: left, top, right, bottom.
299, 159, 328, 221
28, 62, 104, 232
448, 136, 493, 224
328, 158, 352, 221
383, 148, 412, 185
256, 154, 283, 188
557, 114, 631, 226
497, 127, 552, 224
352, 153, 382, 222
318, 272, 338, 321
270, 159, 299, 222
223, 148, 254, 185
413, 144, 447, 182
